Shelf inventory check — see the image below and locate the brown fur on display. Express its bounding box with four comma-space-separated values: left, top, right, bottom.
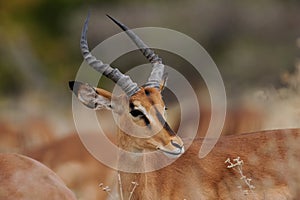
25, 133, 115, 200
117, 88, 183, 151
0, 153, 77, 200
120, 129, 300, 199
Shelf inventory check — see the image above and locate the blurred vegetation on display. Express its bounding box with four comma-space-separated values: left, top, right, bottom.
0, 0, 300, 106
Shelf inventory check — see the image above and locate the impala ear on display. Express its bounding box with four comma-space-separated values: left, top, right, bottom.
69, 81, 112, 110
159, 73, 168, 91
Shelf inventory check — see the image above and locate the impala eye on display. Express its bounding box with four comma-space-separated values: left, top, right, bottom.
130, 109, 150, 126
130, 109, 144, 117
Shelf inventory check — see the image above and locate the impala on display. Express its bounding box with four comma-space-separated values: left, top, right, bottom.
26, 133, 115, 200
0, 153, 77, 200
70, 14, 300, 199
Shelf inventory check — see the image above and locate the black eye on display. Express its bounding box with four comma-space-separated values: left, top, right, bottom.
165, 106, 168, 110
130, 109, 144, 117
130, 109, 150, 126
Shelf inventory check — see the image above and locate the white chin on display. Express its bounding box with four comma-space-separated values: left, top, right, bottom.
162, 152, 182, 159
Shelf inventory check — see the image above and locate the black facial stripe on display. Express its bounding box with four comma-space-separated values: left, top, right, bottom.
154, 107, 176, 136
164, 120, 176, 136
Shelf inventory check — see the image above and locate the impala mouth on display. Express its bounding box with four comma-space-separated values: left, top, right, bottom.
157, 146, 185, 158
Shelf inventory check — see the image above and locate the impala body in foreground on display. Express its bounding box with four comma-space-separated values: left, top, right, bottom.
0, 153, 77, 200
70, 14, 300, 199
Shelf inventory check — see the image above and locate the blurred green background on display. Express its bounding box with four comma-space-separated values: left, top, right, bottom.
1, 0, 300, 124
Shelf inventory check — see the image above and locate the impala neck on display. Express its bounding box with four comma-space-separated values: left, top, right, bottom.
116, 127, 149, 199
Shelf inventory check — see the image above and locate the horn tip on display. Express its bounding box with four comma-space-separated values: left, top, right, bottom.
106, 14, 128, 31
106, 14, 115, 21
85, 12, 91, 23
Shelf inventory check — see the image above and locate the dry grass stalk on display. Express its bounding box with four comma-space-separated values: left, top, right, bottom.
225, 157, 255, 196
99, 175, 139, 200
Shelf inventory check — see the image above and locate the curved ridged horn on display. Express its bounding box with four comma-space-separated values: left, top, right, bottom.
81, 13, 140, 96
106, 14, 165, 89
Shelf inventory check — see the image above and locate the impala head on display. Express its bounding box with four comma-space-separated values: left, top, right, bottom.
69, 13, 184, 158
